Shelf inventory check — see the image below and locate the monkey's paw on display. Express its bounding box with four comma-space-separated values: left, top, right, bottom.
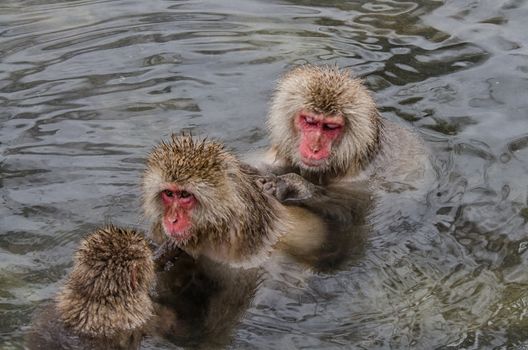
256, 175, 278, 197
257, 173, 319, 203
274, 173, 318, 203
256, 173, 316, 203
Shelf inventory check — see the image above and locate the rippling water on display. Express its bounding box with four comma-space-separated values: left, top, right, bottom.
1, 0, 528, 348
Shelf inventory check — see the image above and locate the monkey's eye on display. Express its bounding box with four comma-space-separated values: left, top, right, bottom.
179, 190, 192, 199
323, 123, 342, 130
303, 115, 318, 125
162, 190, 174, 197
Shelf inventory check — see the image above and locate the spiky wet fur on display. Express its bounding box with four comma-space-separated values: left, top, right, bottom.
56, 225, 155, 338
142, 135, 286, 268
268, 65, 381, 182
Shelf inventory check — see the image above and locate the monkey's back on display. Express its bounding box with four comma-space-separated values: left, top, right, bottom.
27, 302, 143, 350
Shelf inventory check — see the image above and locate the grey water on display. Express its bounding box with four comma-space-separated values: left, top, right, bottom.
1, 0, 528, 348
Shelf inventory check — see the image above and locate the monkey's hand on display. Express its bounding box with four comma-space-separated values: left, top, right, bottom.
242, 162, 280, 196
258, 173, 319, 204
153, 239, 184, 271
255, 174, 279, 197
275, 173, 320, 203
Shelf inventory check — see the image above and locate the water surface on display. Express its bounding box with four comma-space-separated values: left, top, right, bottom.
1, 0, 528, 348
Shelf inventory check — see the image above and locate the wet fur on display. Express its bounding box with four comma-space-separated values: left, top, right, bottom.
268, 65, 381, 182
266, 65, 428, 186
28, 225, 155, 349
142, 135, 287, 268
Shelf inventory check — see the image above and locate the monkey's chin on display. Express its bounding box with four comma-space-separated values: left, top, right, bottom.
299, 157, 328, 169
164, 228, 193, 245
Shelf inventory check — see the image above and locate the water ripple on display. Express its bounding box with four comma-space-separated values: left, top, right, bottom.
1, 0, 528, 348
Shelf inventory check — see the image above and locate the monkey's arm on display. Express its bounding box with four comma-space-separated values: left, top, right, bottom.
241, 156, 373, 224
273, 175, 371, 271
261, 172, 373, 223
267, 173, 320, 203
240, 160, 315, 202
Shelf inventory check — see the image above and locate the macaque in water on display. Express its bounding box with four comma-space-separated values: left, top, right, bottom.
27, 225, 155, 350
257, 65, 429, 187
142, 135, 370, 269
27, 224, 257, 350
142, 135, 369, 347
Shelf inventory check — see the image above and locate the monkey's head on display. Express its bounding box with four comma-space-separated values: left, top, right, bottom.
268, 65, 380, 177
57, 225, 155, 337
142, 135, 250, 248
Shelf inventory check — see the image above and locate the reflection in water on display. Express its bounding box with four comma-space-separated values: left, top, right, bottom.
1, 0, 528, 348
151, 248, 260, 349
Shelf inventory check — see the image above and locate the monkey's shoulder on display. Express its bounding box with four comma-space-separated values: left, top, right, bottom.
371, 120, 431, 182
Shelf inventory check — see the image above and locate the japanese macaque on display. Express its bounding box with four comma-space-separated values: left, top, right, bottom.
258, 65, 429, 187
142, 135, 370, 269
27, 225, 155, 350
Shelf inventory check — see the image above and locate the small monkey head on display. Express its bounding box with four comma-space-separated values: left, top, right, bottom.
70, 225, 154, 295
57, 225, 155, 337
268, 65, 379, 177
142, 135, 245, 247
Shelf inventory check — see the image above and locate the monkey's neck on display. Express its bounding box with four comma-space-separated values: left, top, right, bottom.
57, 283, 153, 338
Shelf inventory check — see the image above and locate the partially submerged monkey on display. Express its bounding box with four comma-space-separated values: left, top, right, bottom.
27, 224, 258, 349
258, 65, 430, 187
141, 135, 369, 347
142, 135, 370, 269
27, 225, 155, 350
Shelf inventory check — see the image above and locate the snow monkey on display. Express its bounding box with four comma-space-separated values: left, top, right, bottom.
142, 135, 371, 269
28, 225, 155, 350
259, 65, 430, 187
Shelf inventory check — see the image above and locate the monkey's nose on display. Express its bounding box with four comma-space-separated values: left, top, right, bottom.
170, 217, 178, 224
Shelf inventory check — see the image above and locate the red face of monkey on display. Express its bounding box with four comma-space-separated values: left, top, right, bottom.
160, 185, 197, 242
294, 110, 345, 167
